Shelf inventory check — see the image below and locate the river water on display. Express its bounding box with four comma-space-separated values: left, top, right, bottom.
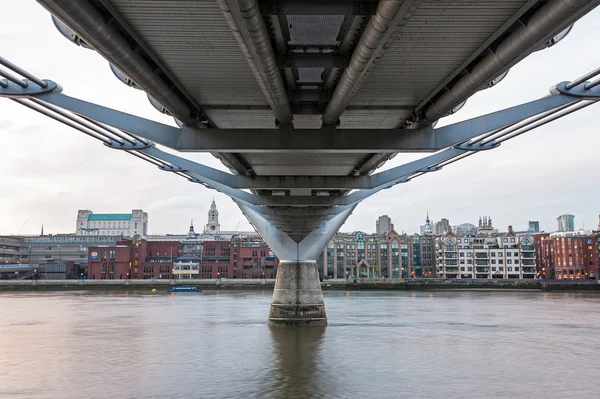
1, 290, 600, 398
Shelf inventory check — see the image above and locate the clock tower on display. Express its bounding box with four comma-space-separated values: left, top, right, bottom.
204, 198, 221, 234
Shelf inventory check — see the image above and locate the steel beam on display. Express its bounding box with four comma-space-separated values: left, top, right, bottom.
259, 0, 377, 16
30, 90, 577, 154
277, 54, 350, 69
36, 0, 200, 127
423, 0, 600, 122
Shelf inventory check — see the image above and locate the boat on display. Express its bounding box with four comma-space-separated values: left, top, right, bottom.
167, 286, 200, 292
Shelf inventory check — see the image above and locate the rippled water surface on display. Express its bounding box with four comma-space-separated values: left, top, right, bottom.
2, 290, 600, 398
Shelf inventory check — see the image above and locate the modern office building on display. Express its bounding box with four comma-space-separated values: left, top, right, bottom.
528, 221, 540, 233
376, 215, 392, 235
20, 234, 121, 273
418, 234, 436, 277
434, 218, 450, 235
0, 236, 20, 264
76, 209, 148, 237
436, 225, 536, 279
556, 214, 575, 232
534, 231, 598, 280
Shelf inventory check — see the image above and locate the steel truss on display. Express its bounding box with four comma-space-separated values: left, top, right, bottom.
1, 56, 600, 255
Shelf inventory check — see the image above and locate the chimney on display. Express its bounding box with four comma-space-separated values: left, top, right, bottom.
508, 225, 514, 234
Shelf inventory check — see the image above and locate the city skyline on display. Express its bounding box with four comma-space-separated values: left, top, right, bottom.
1, 3, 600, 236
1, 199, 595, 237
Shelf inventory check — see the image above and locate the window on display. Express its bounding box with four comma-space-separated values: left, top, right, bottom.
490, 252, 496, 257
459, 252, 464, 256
467, 260, 472, 264
460, 259, 465, 264
507, 259, 512, 264
467, 267, 472, 271
499, 260, 503, 264
513, 252, 519, 257
467, 252, 472, 256
491, 260, 496, 264
515, 267, 519, 271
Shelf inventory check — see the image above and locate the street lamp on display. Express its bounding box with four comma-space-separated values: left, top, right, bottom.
217, 272, 220, 281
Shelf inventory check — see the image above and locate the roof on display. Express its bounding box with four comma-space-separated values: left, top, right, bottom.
88, 214, 132, 221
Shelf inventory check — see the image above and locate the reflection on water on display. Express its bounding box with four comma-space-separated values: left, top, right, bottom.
269, 327, 326, 399
1, 290, 600, 399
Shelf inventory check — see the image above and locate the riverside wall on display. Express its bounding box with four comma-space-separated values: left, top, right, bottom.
0, 278, 597, 291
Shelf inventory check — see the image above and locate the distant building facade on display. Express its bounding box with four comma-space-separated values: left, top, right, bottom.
556, 214, 575, 232
76, 209, 148, 237
0, 236, 20, 264
86, 235, 277, 280
436, 225, 536, 279
420, 213, 433, 236
534, 231, 598, 280
434, 218, 450, 235
87, 239, 179, 280
318, 230, 413, 279
376, 215, 392, 235
528, 221, 540, 233
203, 199, 221, 234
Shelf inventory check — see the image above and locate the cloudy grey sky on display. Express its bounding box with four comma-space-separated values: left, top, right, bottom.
1, 2, 599, 236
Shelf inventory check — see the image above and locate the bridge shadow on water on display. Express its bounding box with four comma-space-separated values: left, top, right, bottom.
267, 326, 327, 399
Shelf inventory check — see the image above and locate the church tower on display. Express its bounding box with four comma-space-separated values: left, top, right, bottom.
204, 198, 221, 234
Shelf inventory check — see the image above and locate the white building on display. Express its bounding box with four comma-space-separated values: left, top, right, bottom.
146, 199, 259, 242
376, 215, 392, 235
436, 225, 536, 279
419, 212, 434, 236
172, 260, 199, 279
76, 209, 148, 237
204, 198, 221, 234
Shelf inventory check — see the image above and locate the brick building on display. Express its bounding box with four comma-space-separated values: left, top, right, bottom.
87, 237, 277, 279
88, 239, 179, 280
535, 231, 598, 280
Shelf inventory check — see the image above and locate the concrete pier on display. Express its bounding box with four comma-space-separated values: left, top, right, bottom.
268, 261, 327, 327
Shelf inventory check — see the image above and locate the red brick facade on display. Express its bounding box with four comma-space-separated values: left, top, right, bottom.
88, 240, 179, 280
87, 238, 277, 279
535, 233, 598, 280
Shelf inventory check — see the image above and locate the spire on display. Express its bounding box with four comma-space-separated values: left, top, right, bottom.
425, 210, 430, 223
41, 223, 44, 236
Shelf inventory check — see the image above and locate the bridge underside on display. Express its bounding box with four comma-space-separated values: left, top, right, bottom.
2, 0, 600, 325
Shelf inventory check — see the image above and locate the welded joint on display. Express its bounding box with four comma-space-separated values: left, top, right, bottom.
158, 165, 187, 173
417, 165, 442, 173
103, 140, 155, 150
553, 82, 600, 100
454, 142, 500, 151
0, 80, 61, 97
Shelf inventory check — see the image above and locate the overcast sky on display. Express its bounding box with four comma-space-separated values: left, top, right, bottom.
1, 2, 599, 236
